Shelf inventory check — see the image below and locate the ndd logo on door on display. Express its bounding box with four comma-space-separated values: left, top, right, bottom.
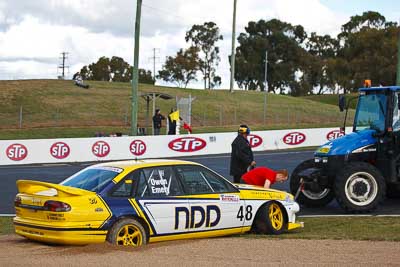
92, 141, 110, 157
283, 132, 306, 145
248, 134, 263, 148
130, 140, 146, 156
168, 137, 206, 152
326, 129, 345, 141
6, 143, 28, 161
50, 142, 70, 159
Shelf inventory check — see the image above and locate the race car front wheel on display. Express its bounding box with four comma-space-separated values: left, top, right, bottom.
107, 218, 148, 247
253, 201, 287, 235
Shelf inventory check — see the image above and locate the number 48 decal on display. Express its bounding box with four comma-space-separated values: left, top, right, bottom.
237, 205, 253, 221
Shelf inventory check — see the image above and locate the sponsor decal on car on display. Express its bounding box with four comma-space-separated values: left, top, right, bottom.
248, 134, 263, 148
50, 142, 70, 159
326, 129, 345, 141
174, 205, 221, 229
92, 141, 110, 157
129, 140, 146, 156
168, 137, 206, 152
6, 143, 28, 161
220, 194, 240, 203
283, 132, 306, 145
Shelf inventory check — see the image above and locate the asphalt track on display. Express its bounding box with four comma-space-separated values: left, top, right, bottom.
1, 150, 399, 215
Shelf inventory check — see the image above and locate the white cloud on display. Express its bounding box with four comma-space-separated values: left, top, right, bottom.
0, 0, 360, 87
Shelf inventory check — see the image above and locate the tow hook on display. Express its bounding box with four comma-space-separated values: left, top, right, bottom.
294, 178, 304, 201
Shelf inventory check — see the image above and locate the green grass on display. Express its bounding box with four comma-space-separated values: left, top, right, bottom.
302, 94, 358, 109
0, 79, 355, 139
0, 217, 14, 235
2, 216, 400, 241
247, 217, 400, 241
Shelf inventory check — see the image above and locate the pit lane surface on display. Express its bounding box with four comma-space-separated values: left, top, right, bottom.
1, 150, 399, 215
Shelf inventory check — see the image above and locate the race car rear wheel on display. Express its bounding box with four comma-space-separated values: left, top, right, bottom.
107, 218, 148, 247
253, 201, 287, 235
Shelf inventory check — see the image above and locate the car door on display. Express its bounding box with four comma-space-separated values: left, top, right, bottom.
174, 165, 245, 235
133, 166, 189, 236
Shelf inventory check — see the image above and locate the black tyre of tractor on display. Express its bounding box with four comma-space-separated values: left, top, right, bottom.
335, 162, 386, 213
290, 159, 335, 208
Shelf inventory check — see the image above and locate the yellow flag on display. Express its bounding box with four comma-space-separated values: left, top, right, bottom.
169, 110, 180, 121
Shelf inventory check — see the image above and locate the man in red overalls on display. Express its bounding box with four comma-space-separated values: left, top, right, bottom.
242, 167, 288, 188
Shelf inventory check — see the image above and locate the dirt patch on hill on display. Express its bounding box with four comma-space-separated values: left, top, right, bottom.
0, 235, 399, 266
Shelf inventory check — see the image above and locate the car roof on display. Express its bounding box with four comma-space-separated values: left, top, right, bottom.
93, 159, 199, 170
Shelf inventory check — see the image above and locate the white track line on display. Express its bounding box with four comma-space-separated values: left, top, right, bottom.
299, 214, 400, 218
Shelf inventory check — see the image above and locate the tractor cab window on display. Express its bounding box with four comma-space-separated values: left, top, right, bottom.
354, 92, 387, 132
393, 93, 400, 131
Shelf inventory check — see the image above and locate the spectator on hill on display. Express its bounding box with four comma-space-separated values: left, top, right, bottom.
74, 74, 89, 89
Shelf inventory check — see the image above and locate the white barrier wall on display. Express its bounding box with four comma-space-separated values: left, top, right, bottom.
0, 127, 350, 166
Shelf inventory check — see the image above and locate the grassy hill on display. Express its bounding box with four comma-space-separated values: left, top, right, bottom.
0, 80, 354, 139
301, 94, 358, 109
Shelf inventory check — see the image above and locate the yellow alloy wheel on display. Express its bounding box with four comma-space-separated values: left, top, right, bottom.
116, 224, 143, 246
268, 203, 283, 230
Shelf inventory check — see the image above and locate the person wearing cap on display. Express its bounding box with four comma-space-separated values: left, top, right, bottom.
230, 124, 256, 183
242, 167, 288, 189
152, 109, 165, 135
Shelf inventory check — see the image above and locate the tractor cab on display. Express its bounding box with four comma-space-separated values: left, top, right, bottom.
290, 86, 400, 213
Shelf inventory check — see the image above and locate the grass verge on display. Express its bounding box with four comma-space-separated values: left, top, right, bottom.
2, 216, 400, 241
246, 217, 400, 241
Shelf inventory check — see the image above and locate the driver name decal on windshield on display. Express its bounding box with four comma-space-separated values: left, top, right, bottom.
148, 169, 171, 195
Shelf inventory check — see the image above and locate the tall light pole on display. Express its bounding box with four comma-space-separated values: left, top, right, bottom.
263, 51, 268, 124
397, 20, 400, 86
131, 0, 142, 136
229, 0, 237, 92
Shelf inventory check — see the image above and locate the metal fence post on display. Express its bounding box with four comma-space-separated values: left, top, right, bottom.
19, 106, 22, 128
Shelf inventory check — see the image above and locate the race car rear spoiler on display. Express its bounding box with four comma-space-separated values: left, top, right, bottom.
16, 180, 95, 197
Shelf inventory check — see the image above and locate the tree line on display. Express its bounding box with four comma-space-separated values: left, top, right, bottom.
76, 11, 399, 95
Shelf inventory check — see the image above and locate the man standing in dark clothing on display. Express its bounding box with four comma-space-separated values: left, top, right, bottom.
230, 124, 256, 183
152, 109, 165, 135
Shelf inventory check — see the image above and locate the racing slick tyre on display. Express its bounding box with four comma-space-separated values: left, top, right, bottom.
253, 201, 287, 235
290, 159, 335, 207
107, 218, 148, 247
335, 162, 386, 213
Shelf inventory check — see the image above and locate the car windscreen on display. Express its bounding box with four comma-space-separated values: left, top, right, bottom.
61, 166, 123, 193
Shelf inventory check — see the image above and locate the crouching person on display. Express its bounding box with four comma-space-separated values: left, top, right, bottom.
242, 167, 288, 188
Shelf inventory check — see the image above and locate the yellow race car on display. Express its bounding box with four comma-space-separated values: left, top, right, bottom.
14, 160, 302, 246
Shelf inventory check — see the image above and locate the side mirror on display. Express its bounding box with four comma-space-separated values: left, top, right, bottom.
339, 95, 346, 112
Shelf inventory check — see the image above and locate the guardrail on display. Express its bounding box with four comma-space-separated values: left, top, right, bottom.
0, 127, 350, 165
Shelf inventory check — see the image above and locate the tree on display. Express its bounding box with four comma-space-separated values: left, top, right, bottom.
185, 22, 223, 90
157, 47, 200, 88
234, 19, 308, 94
337, 11, 399, 91
77, 56, 154, 84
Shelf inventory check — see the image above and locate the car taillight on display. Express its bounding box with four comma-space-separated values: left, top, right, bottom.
44, 200, 71, 212
14, 196, 21, 207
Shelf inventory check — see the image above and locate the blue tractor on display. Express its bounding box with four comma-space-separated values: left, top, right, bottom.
290, 86, 400, 212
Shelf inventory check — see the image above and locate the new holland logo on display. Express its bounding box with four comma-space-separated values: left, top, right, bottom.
168, 137, 206, 152
283, 132, 306, 145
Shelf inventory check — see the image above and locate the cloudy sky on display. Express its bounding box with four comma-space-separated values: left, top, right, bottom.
0, 0, 399, 88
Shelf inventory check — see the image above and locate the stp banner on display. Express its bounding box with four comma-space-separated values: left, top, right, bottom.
0, 127, 350, 165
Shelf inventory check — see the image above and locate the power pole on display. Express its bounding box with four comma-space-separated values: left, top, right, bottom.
229, 0, 237, 92
131, 0, 142, 136
148, 48, 160, 80
397, 20, 400, 86
58, 52, 69, 79
263, 51, 268, 124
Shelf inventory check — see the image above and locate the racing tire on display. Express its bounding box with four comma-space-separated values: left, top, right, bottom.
290, 159, 335, 207
253, 201, 287, 235
107, 218, 148, 247
335, 162, 386, 213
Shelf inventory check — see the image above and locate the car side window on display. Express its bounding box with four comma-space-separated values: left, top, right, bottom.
109, 171, 137, 197
175, 165, 216, 194
200, 167, 238, 193
135, 166, 184, 198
